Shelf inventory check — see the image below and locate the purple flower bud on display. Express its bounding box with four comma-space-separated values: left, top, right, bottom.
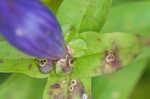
0, 0, 66, 60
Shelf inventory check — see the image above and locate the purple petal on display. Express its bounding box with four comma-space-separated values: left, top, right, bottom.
0, 0, 66, 60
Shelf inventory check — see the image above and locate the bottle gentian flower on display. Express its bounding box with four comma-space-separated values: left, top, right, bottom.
0, 0, 66, 60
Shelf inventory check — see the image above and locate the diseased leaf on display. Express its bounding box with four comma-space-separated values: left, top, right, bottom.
68, 32, 150, 77
43, 74, 91, 99
57, 0, 111, 33
68, 76, 91, 99
0, 32, 150, 79
43, 75, 70, 99
0, 74, 46, 99
0, 42, 48, 78
102, 2, 150, 35
92, 58, 149, 99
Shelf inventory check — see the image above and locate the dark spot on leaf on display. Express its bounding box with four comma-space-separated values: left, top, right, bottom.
71, 80, 77, 86
37, 59, 54, 74
133, 54, 138, 59
146, 40, 150, 46
50, 83, 61, 89
97, 38, 101, 41
68, 80, 85, 99
39, 63, 53, 74
101, 47, 122, 74
136, 34, 143, 38
68, 27, 74, 32
57, 53, 74, 74
0, 59, 3, 64
28, 64, 32, 70
37, 59, 48, 67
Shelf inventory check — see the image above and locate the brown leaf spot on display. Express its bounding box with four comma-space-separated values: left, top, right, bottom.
68, 80, 85, 98
101, 48, 122, 74
0, 59, 3, 64
136, 34, 143, 39
28, 64, 32, 70
50, 83, 61, 89
57, 53, 74, 74
133, 54, 138, 59
37, 59, 48, 67
146, 40, 150, 46
97, 38, 101, 41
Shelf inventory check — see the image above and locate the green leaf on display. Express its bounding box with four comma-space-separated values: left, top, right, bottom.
79, 0, 112, 32
102, 2, 150, 35
0, 41, 48, 78
92, 58, 148, 99
57, 0, 111, 33
0, 74, 46, 99
41, 0, 63, 13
